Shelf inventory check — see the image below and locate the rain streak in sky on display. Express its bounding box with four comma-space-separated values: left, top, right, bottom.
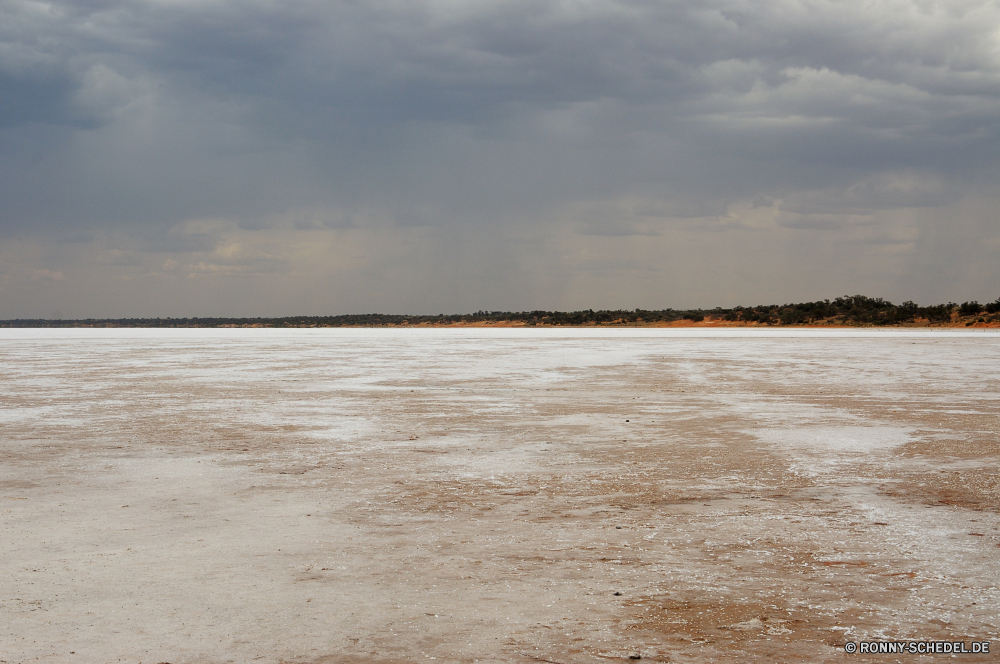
2, 0, 999, 317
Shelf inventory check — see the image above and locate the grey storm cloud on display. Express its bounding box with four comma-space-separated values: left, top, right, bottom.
0, 0, 999, 316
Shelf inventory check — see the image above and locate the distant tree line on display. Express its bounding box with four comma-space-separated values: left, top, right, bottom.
2, 295, 999, 328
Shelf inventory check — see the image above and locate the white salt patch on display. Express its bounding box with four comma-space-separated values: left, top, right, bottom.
754, 426, 911, 454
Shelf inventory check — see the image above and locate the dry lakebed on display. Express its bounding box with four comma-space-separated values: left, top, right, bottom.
2, 328, 999, 663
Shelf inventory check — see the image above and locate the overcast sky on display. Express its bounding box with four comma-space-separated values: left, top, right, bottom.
1, 0, 998, 317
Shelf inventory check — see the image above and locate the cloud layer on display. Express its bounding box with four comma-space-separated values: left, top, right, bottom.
2, 0, 999, 316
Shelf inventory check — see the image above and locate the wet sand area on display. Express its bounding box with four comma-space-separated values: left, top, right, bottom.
2, 328, 998, 663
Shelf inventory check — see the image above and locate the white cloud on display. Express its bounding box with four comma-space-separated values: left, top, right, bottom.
28, 267, 64, 281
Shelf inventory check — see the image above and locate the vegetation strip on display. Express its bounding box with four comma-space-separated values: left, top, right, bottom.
3, 295, 999, 328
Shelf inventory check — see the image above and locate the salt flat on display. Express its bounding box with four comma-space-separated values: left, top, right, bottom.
1, 328, 998, 663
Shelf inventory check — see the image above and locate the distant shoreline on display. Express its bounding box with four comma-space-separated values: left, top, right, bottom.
1, 320, 996, 328
3, 295, 999, 328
